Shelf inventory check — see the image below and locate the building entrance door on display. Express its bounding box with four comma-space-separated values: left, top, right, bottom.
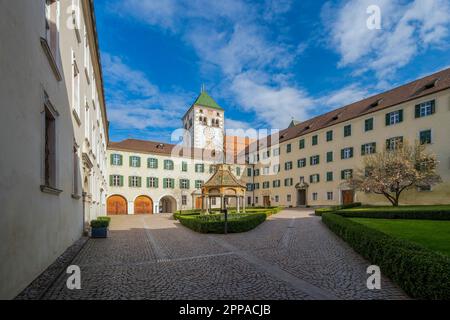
297, 189, 306, 206
263, 196, 270, 207
342, 190, 354, 205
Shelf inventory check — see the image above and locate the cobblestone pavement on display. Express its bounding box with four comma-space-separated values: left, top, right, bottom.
42, 210, 408, 300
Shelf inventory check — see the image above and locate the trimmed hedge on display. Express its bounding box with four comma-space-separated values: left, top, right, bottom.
90, 219, 109, 228
98, 216, 111, 223
335, 206, 450, 220
173, 206, 283, 220
315, 202, 362, 216
178, 213, 266, 233
322, 213, 450, 300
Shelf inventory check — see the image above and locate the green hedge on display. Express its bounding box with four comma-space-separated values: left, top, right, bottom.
98, 216, 111, 223
322, 213, 450, 300
90, 219, 109, 228
178, 213, 266, 233
174, 206, 282, 220
315, 202, 362, 216
335, 206, 450, 220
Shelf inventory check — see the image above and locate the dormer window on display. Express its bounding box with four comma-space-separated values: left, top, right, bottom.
156, 143, 164, 149
369, 98, 383, 109
423, 79, 438, 90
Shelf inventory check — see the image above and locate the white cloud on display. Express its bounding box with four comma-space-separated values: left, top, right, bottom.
319, 84, 370, 109
324, 0, 450, 78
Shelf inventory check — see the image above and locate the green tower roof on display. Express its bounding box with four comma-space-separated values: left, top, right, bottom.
192, 91, 223, 111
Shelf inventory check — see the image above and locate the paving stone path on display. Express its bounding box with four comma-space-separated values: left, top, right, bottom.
42, 209, 408, 300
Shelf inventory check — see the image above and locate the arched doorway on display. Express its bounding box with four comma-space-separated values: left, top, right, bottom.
134, 195, 153, 214
159, 195, 177, 213
107, 195, 127, 215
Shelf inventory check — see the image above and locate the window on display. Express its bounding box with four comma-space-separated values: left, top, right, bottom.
71, 50, 80, 119
326, 151, 333, 163
284, 178, 293, 186
275, 195, 279, 202
263, 181, 270, 189
247, 168, 252, 176
327, 192, 333, 201
210, 165, 216, 174
386, 110, 403, 126
344, 124, 352, 137
71, 0, 81, 41
365, 118, 374, 132
195, 180, 204, 189
111, 154, 122, 166
254, 183, 260, 190
236, 167, 241, 176
286, 144, 292, 153
341, 169, 353, 180
273, 180, 281, 188
285, 161, 293, 171
181, 195, 187, 206
129, 176, 141, 188
312, 135, 318, 145
273, 164, 280, 173
326, 171, 333, 182
341, 147, 354, 159
361, 143, 376, 155
163, 178, 175, 189
148, 158, 158, 169
420, 130, 432, 145
72, 146, 80, 197
182, 161, 188, 172
43, 102, 57, 189
254, 169, 260, 176
247, 183, 254, 191
273, 147, 280, 156
310, 155, 320, 166
326, 130, 333, 142
110, 175, 123, 187
263, 166, 270, 175
297, 158, 306, 168
386, 136, 403, 150
180, 179, 190, 189
299, 139, 305, 149
84, 104, 90, 141
418, 185, 432, 192
310, 174, 320, 184
84, 26, 90, 77
312, 193, 318, 201
129, 156, 141, 167
211, 197, 216, 205
164, 159, 174, 170
255, 197, 259, 204
415, 100, 435, 118
147, 177, 158, 188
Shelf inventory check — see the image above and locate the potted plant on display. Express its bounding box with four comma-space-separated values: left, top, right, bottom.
90, 217, 110, 238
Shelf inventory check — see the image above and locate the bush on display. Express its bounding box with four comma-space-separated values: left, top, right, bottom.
90, 219, 109, 228
178, 213, 266, 233
315, 202, 362, 216
335, 205, 450, 220
173, 206, 282, 220
173, 210, 201, 220
97, 216, 111, 223
322, 213, 450, 300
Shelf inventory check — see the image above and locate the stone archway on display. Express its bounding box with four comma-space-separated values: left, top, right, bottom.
134, 195, 153, 214
107, 195, 127, 215
159, 195, 177, 213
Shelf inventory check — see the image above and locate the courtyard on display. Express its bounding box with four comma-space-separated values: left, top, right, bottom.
42, 209, 407, 300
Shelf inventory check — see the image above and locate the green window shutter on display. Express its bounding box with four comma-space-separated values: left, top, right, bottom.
147, 177, 150, 188
155, 178, 159, 188
317, 175, 320, 183
110, 155, 114, 165
361, 144, 365, 156
137, 157, 141, 167
109, 175, 113, 186
372, 143, 376, 153
341, 149, 345, 159
431, 100, 436, 114
128, 176, 132, 187
137, 177, 141, 187
187, 180, 190, 189
415, 105, 421, 118
385, 113, 390, 126
171, 179, 175, 189
399, 110, 403, 122
309, 175, 313, 183
119, 175, 124, 187
350, 148, 354, 158
163, 178, 167, 189
341, 170, 345, 180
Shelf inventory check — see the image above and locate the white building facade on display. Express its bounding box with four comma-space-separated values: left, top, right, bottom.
0, 0, 108, 299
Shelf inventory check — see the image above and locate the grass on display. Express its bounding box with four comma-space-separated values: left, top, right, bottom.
341, 205, 450, 212
350, 218, 450, 257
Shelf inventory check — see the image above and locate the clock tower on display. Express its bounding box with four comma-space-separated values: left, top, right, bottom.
182, 89, 224, 152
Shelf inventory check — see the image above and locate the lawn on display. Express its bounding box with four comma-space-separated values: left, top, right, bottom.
343, 205, 450, 213
350, 218, 450, 257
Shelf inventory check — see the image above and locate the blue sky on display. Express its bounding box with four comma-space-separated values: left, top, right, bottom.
95, 0, 450, 143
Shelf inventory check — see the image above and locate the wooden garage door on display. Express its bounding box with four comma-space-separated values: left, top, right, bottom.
134, 196, 153, 214
107, 195, 127, 215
